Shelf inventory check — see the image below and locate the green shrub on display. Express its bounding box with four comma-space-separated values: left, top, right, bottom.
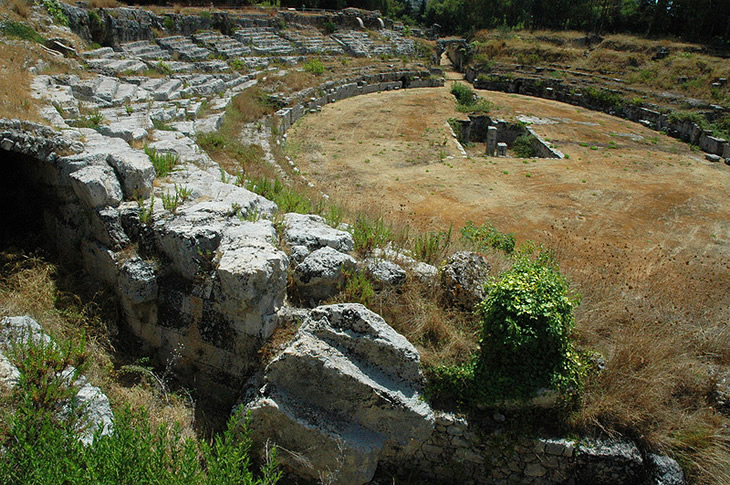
0, 405, 280, 484
451, 82, 477, 105
323, 21, 336, 35
428, 252, 583, 406
512, 134, 537, 158
0, 328, 280, 484
163, 16, 175, 31
42, 0, 68, 26
461, 220, 515, 254
472, 256, 582, 402
451, 82, 493, 113
303, 58, 325, 75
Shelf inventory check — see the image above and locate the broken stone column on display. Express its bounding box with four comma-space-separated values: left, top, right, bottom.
486, 125, 497, 156
497, 142, 508, 157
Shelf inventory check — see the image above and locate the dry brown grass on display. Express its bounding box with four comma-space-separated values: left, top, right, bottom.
470, 29, 730, 107
0, 247, 197, 438
0, 42, 42, 122
8, 0, 31, 18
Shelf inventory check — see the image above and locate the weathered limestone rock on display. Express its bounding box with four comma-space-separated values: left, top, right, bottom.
441, 251, 491, 310
648, 453, 685, 485
283, 212, 354, 255
215, 226, 289, 339
69, 164, 124, 209
576, 438, 644, 485
362, 257, 406, 288
243, 303, 434, 484
119, 257, 158, 304
293, 246, 356, 304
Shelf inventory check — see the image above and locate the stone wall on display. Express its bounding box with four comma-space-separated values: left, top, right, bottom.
461, 69, 729, 164
0, 119, 287, 404
272, 69, 444, 136
379, 410, 684, 485
450, 115, 563, 158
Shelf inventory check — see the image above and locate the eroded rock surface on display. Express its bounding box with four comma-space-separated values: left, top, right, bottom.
243, 303, 434, 484
441, 251, 491, 310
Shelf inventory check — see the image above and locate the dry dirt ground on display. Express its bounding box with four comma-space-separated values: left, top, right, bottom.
286, 72, 730, 352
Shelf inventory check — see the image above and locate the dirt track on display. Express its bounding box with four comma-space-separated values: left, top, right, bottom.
286, 74, 730, 346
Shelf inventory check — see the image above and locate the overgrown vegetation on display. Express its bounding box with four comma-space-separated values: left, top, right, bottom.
1, 19, 44, 43
512, 134, 537, 158
461, 220, 515, 253
428, 249, 583, 406
450, 82, 493, 113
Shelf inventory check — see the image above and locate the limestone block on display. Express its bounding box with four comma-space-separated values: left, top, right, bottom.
647, 453, 685, 485
576, 438, 644, 485
245, 390, 384, 485
284, 212, 354, 254
81, 239, 119, 286
0, 352, 20, 389
293, 247, 356, 304
153, 215, 222, 281
69, 164, 123, 209
243, 303, 434, 484
107, 150, 155, 199
118, 257, 158, 304
441, 251, 491, 310
91, 207, 130, 250
362, 257, 406, 288
73, 381, 114, 445
215, 239, 289, 338
698, 134, 726, 156
97, 118, 149, 143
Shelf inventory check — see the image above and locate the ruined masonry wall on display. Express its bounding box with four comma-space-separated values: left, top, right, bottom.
272, 69, 444, 136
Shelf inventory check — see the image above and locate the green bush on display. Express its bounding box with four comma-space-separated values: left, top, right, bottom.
461, 220, 515, 254
303, 58, 325, 75
0, 328, 280, 484
451, 82, 477, 105
583, 87, 624, 111
512, 134, 537, 158
42, 0, 68, 26
472, 256, 582, 402
427, 253, 582, 405
451, 82, 493, 113
0, 405, 280, 484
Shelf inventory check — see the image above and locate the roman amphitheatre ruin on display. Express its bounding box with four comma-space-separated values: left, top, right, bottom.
0, 2, 728, 484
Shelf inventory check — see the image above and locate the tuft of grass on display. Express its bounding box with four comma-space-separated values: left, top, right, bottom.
144, 147, 179, 177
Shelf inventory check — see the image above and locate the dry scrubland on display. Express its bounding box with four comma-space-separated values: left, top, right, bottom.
1, 3, 730, 481
470, 29, 730, 112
